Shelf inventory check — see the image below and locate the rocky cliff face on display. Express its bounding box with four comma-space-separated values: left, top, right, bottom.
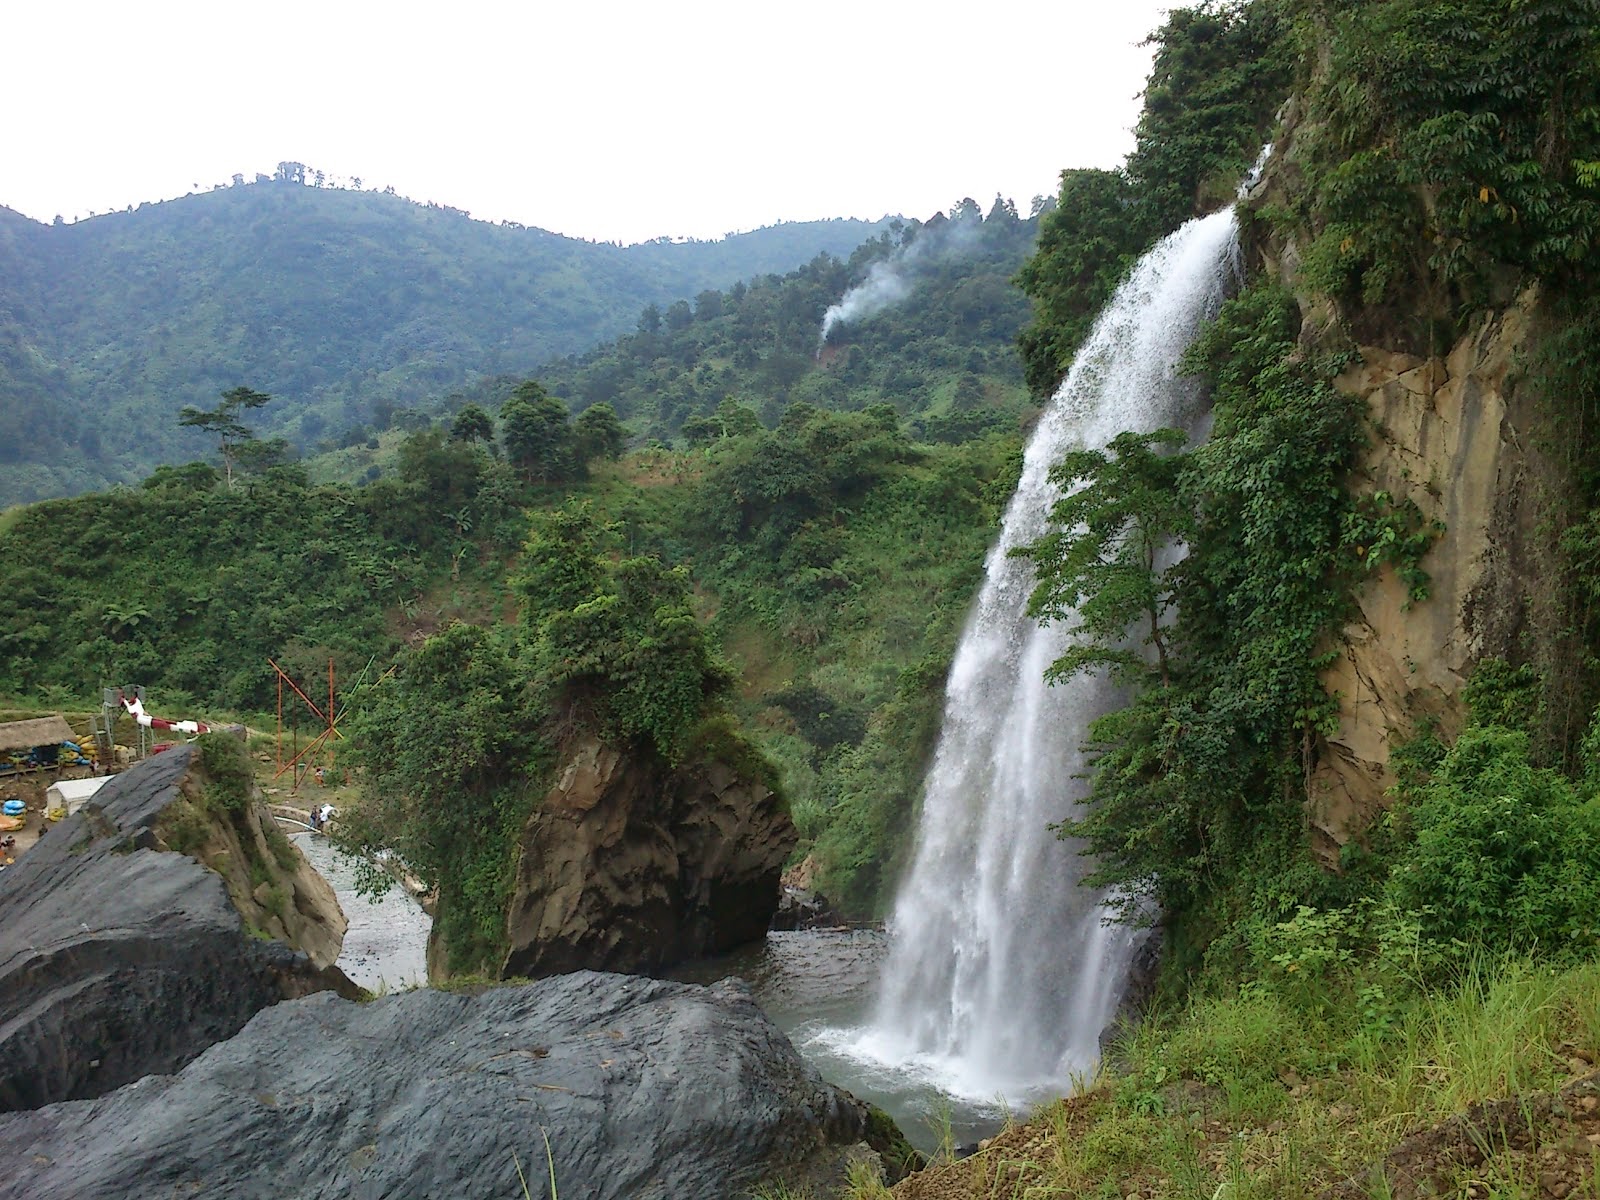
0, 972, 901, 1200
1304, 300, 1546, 857
0, 745, 358, 1112
159, 759, 349, 968
492, 732, 795, 981
1254, 135, 1561, 856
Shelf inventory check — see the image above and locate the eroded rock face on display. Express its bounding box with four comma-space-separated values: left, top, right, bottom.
497, 734, 795, 980
0, 746, 358, 1112
1306, 293, 1544, 857
0, 972, 887, 1200
164, 768, 349, 969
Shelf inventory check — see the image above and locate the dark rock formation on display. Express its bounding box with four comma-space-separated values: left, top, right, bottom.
0, 746, 357, 1113
1099, 924, 1162, 1060
0, 972, 900, 1200
497, 734, 795, 980
771, 885, 844, 931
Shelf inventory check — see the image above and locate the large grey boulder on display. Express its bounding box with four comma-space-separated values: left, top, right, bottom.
0, 972, 890, 1199
0, 746, 357, 1112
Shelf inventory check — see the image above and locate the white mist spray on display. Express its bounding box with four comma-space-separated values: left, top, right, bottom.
820, 261, 913, 345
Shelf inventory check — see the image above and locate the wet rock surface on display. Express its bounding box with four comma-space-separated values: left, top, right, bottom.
770, 884, 844, 932
0, 747, 356, 1113
0, 971, 892, 1200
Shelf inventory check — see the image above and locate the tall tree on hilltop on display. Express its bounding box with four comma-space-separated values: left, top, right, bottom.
177, 386, 271, 489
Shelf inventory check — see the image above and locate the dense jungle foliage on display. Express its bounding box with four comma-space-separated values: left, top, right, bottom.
0, 186, 893, 505
0, 373, 1019, 935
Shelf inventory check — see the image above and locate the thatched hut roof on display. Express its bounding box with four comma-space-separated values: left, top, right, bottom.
0, 716, 75, 754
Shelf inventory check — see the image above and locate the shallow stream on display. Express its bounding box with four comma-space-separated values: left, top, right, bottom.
289, 831, 431, 993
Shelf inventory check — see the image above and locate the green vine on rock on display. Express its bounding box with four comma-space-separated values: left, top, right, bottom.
1344, 489, 1446, 606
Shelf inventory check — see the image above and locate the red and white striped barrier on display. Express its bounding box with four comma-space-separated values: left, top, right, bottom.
122, 695, 211, 735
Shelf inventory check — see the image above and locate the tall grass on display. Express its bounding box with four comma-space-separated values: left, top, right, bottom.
859, 957, 1600, 1200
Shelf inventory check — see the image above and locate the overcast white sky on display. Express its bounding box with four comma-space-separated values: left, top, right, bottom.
5, 0, 1173, 245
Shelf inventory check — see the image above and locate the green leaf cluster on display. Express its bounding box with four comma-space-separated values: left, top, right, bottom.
1018, 428, 1192, 689
1387, 725, 1600, 959
521, 504, 733, 763
1293, 0, 1600, 333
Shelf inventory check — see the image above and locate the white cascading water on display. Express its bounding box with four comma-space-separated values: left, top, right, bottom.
854, 205, 1243, 1103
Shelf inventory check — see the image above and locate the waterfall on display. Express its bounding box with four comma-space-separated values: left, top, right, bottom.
859, 207, 1242, 1102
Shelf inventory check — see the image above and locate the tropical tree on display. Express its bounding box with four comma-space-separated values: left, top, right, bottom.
573, 403, 626, 463
336, 622, 542, 970
450, 404, 495, 444
1015, 428, 1192, 689
176, 386, 271, 488
500, 381, 575, 484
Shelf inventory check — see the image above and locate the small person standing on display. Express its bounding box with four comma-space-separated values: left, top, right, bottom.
307, 806, 321, 833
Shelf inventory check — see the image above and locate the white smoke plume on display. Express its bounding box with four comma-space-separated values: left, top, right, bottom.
820, 260, 913, 344
818, 207, 988, 348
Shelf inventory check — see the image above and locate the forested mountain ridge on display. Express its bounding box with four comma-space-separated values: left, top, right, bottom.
0, 184, 895, 506
533, 195, 1042, 445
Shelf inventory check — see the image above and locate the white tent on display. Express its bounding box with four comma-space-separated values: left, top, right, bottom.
46, 776, 111, 816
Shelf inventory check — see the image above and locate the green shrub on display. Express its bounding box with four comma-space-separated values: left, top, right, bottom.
196, 733, 254, 813
160, 797, 212, 858
1387, 726, 1600, 960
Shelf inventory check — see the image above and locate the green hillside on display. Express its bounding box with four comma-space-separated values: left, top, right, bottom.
533, 196, 1042, 444
0, 184, 894, 505
0, 187, 1041, 924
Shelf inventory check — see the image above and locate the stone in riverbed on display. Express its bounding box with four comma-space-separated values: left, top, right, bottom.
0, 971, 895, 1200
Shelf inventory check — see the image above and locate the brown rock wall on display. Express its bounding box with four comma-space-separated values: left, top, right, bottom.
495, 734, 794, 980
1306, 294, 1542, 857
